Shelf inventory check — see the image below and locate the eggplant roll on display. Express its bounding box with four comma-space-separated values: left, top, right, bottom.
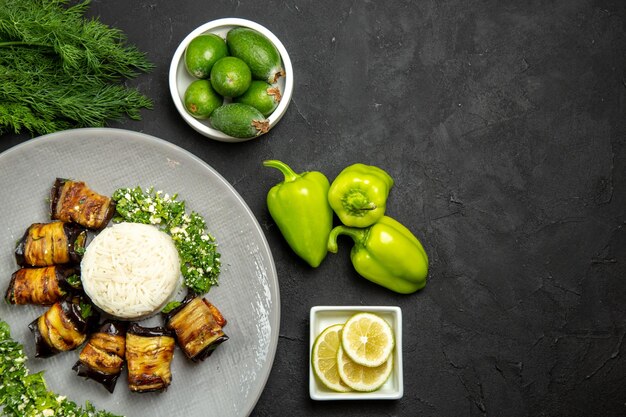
15, 222, 87, 267
5, 265, 79, 305
50, 178, 115, 230
28, 296, 98, 358
125, 324, 175, 393
165, 296, 229, 362
73, 321, 127, 393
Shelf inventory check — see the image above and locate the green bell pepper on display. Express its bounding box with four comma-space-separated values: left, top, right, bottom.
328, 163, 394, 228
264, 160, 333, 267
327, 216, 428, 294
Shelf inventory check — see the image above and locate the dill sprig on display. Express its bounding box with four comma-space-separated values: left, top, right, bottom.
0, 0, 154, 135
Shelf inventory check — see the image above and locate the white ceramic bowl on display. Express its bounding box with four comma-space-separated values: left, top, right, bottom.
309, 306, 404, 400
169, 18, 293, 142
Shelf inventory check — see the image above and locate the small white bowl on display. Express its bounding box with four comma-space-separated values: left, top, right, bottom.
169, 18, 294, 142
309, 306, 403, 401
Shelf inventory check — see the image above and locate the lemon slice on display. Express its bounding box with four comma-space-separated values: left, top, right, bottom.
341, 312, 395, 367
311, 324, 352, 392
337, 344, 393, 392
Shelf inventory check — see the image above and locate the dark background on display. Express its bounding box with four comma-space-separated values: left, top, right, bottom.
2, 0, 625, 416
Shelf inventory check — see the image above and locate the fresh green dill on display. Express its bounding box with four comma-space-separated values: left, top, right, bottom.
112, 187, 222, 294
161, 301, 182, 314
0, 320, 123, 417
0, 0, 153, 135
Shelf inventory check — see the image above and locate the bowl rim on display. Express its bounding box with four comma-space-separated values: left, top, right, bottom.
168, 17, 294, 142
309, 305, 404, 401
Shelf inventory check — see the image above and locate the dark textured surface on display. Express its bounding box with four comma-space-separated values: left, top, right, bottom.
2, 0, 625, 416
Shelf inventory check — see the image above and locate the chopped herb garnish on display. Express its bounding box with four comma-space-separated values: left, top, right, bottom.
161, 301, 182, 314
74, 241, 86, 256
79, 301, 93, 319
0, 320, 122, 417
66, 273, 81, 289
112, 186, 221, 294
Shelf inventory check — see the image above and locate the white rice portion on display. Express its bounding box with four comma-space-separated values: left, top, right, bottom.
81, 222, 181, 319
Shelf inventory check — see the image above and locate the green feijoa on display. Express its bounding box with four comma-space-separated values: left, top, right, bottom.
210, 56, 252, 98
234, 80, 281, 117
226, 27, 285, 83
184, 79, 223, 119
210, 103, 270, 138
184, 34, 228, 79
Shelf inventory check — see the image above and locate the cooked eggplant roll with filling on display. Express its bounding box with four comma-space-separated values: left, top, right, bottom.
125, 324, 175, 393
73, 321, 127, 393
5, 265, 80, 305
15, 222, 87, 267
50, 178, 115, 230
28, 296, 98, 358
164, 296, 229, 362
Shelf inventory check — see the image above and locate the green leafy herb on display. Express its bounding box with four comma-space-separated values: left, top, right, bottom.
65, 273, 81, 289
161, 301, 182, 314
74, 241, 86, 256
112, 187, 222, 294
0, 0, 153, 135
0, 320, 123, 417
78, 300, 92, 319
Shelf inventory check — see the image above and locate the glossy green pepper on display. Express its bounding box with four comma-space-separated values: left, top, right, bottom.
327, 216, 428, 294
328, 163, 394, 228
264, 160, 333, 267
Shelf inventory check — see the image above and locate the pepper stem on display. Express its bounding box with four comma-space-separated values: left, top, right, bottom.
327, 225, 368, 253
342, 189, 377, 215
263, 160, 300, 183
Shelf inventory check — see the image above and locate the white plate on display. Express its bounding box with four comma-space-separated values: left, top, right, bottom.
169, 18, 294, 142
0, 128, 280, 417
309, 306, 403, 400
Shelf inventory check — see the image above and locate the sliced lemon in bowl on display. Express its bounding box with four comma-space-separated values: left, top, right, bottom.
311, 324, 352, 392
337, 344, 393, 392
341, 312, 395, 367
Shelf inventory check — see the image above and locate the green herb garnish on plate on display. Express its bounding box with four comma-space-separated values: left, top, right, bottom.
65, 273, 81, 289
0, 320, 122, 417
112, 187, 221, 294
161, 301, 182, 314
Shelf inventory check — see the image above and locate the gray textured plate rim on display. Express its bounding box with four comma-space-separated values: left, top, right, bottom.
0, 127, 280, 417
